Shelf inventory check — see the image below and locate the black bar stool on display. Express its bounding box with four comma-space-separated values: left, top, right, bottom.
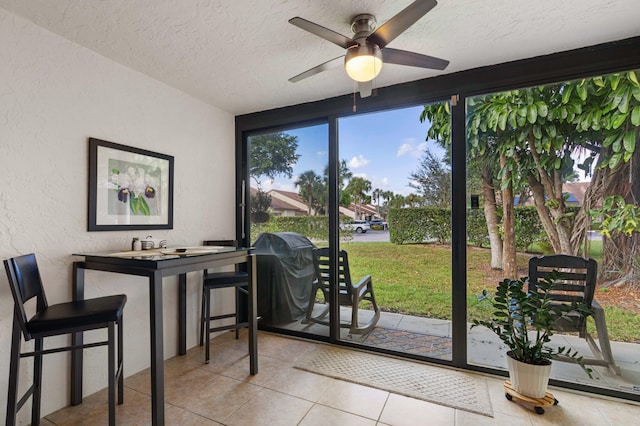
200, 240, 248, 363
4, 253, 126, 426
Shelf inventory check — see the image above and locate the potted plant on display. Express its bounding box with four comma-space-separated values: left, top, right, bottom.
472, 275, 592, 398
250, 190, 272, 223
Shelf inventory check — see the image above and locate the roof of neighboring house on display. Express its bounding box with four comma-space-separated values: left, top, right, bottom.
353, 203, 378, 217
269, 189, 306, 206
512, 181, 591, 206
250, 187, 308, 215
251, 187, 381, 218
563, 181, 590, 205
268, 189, 308, 213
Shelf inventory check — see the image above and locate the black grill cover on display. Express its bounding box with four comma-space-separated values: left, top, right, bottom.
253, 232, 316, 324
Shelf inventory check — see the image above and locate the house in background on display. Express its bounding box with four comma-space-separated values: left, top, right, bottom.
269, 189, 308, 216
514, 181, 591, 206
257, 188, 374, 220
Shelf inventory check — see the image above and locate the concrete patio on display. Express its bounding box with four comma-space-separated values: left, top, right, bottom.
274, 306, 640, 396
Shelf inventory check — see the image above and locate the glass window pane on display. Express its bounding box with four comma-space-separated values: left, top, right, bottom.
335, 104, 453, 362
248, 124, 329, 337
464, 70, 640, 393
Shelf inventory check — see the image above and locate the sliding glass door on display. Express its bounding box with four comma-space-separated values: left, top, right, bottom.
247, 123, 330, 338
334, 104, 453, 362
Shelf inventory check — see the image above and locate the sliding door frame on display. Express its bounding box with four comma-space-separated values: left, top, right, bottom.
236, 36, 640, 401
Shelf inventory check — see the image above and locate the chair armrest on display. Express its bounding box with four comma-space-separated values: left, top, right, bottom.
352, 274, 372, 292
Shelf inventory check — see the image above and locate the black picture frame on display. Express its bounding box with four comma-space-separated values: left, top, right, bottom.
88, 138, 174, 231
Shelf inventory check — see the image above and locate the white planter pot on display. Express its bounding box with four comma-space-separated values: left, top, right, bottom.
506, 352, 552, 398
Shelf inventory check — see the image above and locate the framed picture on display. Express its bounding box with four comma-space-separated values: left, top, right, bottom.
88, 138, 174, 231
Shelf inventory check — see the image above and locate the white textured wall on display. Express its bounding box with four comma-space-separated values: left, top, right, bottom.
0, 8, 236, 422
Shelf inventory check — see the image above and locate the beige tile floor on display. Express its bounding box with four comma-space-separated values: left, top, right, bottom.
43, 330, 640, 425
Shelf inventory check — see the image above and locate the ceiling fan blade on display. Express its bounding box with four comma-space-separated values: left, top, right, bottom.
367, 0, 438, 48
289, 56, 344, 83
382, 47, 449, 70
289, 17, 358, 49
359, 80, 373, 98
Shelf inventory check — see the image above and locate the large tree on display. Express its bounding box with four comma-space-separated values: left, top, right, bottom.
408, 149, 452, 207
421, 102, 507, 271
249, 131, 299, 188
569, 72, 640, 284
422, 70, 640, 282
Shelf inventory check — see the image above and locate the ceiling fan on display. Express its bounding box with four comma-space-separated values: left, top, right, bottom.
288, 0, 449, 98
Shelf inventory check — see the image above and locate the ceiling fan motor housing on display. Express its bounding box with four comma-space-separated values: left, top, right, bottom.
350, 14, 377, 39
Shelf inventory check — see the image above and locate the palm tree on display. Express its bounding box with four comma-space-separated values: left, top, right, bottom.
295, 170, 320, 215
345, 177, 372, 218
372, 188, 383, 216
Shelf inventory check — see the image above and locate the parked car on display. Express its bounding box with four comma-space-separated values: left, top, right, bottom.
368, 219, 388, 230
341, 220, 371, 233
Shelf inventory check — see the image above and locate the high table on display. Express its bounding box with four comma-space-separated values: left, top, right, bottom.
70, 247, 257, 425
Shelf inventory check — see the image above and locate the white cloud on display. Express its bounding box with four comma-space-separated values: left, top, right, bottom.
349, 155, 369, 169
397, 141, 427, 158
397, 143, 413, 157
369, 176, 390, 190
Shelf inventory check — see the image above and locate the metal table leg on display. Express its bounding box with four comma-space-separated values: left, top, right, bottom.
149, 270, 165, 425
248, 254, 258, 375
71, 262, 85, 406
178, 273, 187, 355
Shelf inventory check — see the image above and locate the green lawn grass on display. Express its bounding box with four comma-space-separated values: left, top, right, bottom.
340, 241, 639, 343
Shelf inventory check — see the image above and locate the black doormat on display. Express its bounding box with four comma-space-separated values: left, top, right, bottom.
362, 327, 452, 359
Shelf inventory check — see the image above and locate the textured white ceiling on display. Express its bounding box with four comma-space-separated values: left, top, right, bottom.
1, 0, 639, 115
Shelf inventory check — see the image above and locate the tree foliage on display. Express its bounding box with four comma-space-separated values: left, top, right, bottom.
345, 176, 372, 217
408, 150, 452, 207
295, 170, 322, 215
421, 70, 640, 282
249, 132, 299, 186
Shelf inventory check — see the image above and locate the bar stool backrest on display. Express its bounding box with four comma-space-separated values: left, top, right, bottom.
4, 253, 47, 341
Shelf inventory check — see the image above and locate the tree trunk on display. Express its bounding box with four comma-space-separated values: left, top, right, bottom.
602, 144, 640, 285
526, 136, 575, 254
500, 154, 518, 278
527, 175, 561, 253
570, 167, 605, 258
482, 165, 503, 269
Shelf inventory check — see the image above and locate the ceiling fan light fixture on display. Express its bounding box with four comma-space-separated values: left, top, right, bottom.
344, 43, 383, 82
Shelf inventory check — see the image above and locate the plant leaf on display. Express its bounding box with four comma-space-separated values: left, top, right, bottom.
631, 106, 640, 126
623, 130, 636, 154
527, 105, 537, 124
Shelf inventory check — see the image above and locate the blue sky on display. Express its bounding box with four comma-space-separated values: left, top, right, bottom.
259, 104, 446, 197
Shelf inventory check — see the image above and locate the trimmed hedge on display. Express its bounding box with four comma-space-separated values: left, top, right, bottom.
389, 206, 572, 250
389, 207, 452, 244
250, 215, 353, 244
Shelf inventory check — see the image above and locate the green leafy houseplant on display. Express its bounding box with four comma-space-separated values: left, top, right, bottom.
472, 276, 592, 377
